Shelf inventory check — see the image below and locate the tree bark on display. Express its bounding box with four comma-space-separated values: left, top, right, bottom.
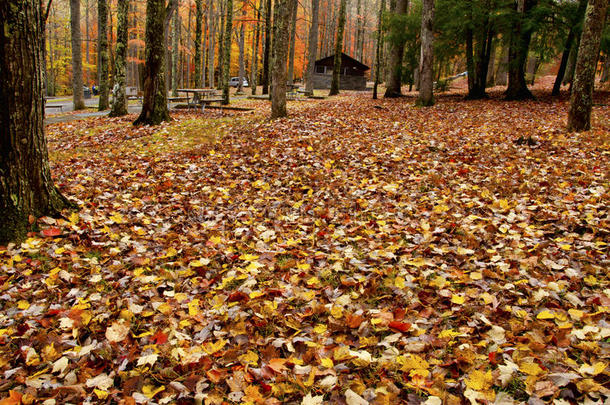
208, 0, 216, 88
237, 22, 245, 93
372, 0, 386, 99
0, 0, 73, 243
172, 10, 180, 96
486, 39, 496, 86
262, 0, 272, 94
195, 0, 204, 88
567, 0, 608, 132
271, 0, 296, 118
98, 0, 110, 110
70, 0, 85, 110
134, 0, 171, 125
305, 0, 321, 96
384, 0, 409, 97
417, 0, 434, 106
221, 0, 233, 104
505, 0, 536, 100
110, 0, 129, 117
287, 0, 298, 85
251, 0, 262, 95
552, 0, 588, 96
495, 43, 509, 86
329, 0, 347, 96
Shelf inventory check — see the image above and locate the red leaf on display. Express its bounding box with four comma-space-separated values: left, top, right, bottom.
152, 330, 168, 345
388, 321, 411, 333
42, 227, 61, 237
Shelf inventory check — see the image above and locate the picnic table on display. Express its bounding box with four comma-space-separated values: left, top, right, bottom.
177, 88, 221, 109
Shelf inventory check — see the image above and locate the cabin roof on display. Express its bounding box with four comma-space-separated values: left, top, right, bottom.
314, 53, 370, 71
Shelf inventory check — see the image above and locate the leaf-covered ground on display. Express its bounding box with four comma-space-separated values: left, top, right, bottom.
1, 83, 609, 405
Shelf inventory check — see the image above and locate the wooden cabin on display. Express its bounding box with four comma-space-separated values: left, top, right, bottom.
313, 53, 369, 90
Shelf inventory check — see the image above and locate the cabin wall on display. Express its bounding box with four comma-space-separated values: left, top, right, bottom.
312, 73, 367, 90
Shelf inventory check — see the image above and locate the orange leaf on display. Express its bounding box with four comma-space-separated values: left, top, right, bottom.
42, 227, 61, 237
267, 358, 288, 373
346, 313, 364, 329
0, 390, 22, 405
389, 321, 411, 333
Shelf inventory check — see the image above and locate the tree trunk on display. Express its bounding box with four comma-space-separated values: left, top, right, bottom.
70, 0, 85, 110
486, 39, 496, 86
372, 0, 386, 99
172, 11, 180, 95
417, 0, 434, 106
329, 0, 347, 96
466, 27, 475, 92
251, 0, 262, 95
601, 55, 610, 82
237, 22, 245, 93
0, 0, 73, 244
287, 0, 298, 85
98, 0, 110, 110
262, 0, 272, 94
505, 0, 536, 100
208, 0, 215, 88
86, 0, 90, 86
552, 0, 588, 96
567, 0, 608, 132
495, 43, 509, 86
384, 0, 409, 97
271, 0, 296, 118
134, 0, 170, 125
195, 0, 204, 88
356, 0, 362, 60
110, 0, 129, 117
221, 0, 233, 104
305, 0, 321, 96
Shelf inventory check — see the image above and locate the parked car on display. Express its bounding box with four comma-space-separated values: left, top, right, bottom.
229, 77, 249, 87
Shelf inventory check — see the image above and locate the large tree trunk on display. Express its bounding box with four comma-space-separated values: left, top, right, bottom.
495, 43, 509, 86
486, 39, 496, 86
0, 0, 73, 244
602, 55, 610, 82
567, 0, 608, 132
134, 0, 170, 125
70, 0, 85, 110
262, 0, 272, 95
552, 0, 588, 96
417, 0, 434, 106
305, 0, 320, 96
195, 0, 204, 88
251, 0, 262, 95
172, 10, 180, 96
98, 0, 110, 110
207, 0, 215, 88
221, 0, 233, 104
329, 0, 347, 96
287, 0, 298, 85
237, 22, 245, 93
469, 23, 494, 99
384, 0, 409, 98
271, 0, 296, 118
372, 0, 386, 99
110, 0, 129, 117
505, 0, 536, 100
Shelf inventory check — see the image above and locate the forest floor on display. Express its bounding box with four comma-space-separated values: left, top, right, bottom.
1, 78, 609, 405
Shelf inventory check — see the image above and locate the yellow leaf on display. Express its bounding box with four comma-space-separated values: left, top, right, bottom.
94, 389, 109, 400
313, 324, 327, 334
330, 306, 343, 319
394, 276, 405, 289
141, 385, 165, 399
520, 362, 544, 376
208, 236, 222, 245
438, 329, 461, 339
579, 362, 606, 376
203, 339, 227, 355
297, 262, 311, 271
188, 299, 200, 316
469, 272, 483, 280
157, 303, 172, 315
17, 300, 30, 310
583, 275, 597, 286
238, 350, 259, 366
320, 357, 334, 369
109, 213, 124, 224
465, 369, 493, 391
536, 310, 555, 320
451, 295, 465, 305
69, 212, 80, 224
239, 253, 259, 261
